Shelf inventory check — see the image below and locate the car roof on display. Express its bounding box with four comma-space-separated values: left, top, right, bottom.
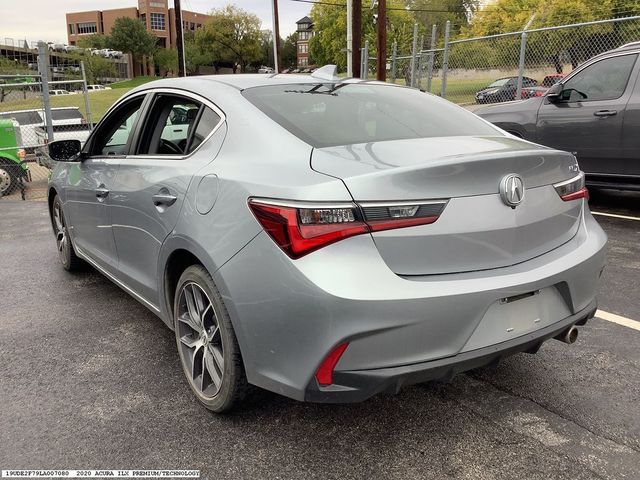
129, 74, 375, 95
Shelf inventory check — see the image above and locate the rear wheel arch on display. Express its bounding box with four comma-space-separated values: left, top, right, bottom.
163, 248, 205, 324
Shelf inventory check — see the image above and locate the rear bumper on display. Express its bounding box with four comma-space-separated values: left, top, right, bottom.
214, 205, 607, 402
305, 301, 596, 403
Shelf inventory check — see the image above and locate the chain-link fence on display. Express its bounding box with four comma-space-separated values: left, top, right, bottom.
370, 15, 640, 105
0, 42, 96, 200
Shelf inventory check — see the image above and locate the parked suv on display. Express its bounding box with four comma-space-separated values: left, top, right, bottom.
0, 118, 29, 196
476, 43, 640, 190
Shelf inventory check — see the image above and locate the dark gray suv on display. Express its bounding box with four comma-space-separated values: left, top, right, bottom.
476, 43, 640, 190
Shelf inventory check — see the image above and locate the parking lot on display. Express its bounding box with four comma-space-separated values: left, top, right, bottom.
0, 190, 638, 479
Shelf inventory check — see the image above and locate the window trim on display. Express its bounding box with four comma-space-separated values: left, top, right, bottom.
553, 51, 638, 104
125, 87, 226, 161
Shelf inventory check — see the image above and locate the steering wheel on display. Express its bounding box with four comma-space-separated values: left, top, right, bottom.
160, 138, 182, 155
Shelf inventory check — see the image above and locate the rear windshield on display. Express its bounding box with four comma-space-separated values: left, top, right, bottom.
52, 109, 83, 120
242, 83, 498, 148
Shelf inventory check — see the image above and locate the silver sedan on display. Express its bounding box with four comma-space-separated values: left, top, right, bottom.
46, 67, 607, 412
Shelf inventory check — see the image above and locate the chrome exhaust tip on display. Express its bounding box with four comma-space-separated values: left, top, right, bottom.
555, 326, 578, 344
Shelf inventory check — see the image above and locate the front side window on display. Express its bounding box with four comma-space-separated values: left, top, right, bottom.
562, 54, 637, 102
91, 97, 144, 156
243, 83, 498, 148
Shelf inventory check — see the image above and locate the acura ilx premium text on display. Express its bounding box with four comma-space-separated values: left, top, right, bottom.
47, 66, 607, 412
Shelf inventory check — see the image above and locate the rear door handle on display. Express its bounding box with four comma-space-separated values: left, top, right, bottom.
95, 187, 109, 199
152, 193, 177, 207
594, 110, 617, 117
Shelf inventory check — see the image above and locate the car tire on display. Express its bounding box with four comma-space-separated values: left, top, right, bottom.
0, 159, 18, 196
51, 195, 83, 271
174, 264, 251, 413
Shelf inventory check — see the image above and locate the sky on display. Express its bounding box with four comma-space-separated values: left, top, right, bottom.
0, 0, 311, 45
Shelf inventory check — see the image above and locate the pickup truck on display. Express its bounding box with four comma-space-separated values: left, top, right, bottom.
0, 107, 88, 154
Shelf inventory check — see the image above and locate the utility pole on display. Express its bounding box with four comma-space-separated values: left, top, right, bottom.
271, 0, 281, 72
352, 0, 362, 77
174, 0, 186, 77
347, 0, 353, 76
376, 0, 386, 81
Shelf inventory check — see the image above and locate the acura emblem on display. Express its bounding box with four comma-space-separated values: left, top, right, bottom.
500, 174, 525, 208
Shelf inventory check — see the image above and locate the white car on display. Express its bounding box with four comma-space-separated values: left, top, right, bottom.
86, 84, 112, 91
258, 66, 275, 74
49, 89, 70, 96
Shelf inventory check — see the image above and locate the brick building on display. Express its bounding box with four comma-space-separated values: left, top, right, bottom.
296, 16, 313, 68
66, 0, 210, 75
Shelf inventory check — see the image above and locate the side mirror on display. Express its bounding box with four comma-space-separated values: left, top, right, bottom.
546, 82, 563, 103
48, 139, 82, 162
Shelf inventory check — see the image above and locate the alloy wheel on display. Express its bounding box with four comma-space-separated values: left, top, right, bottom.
53, 201, 70, 266
176, 282, 225, 399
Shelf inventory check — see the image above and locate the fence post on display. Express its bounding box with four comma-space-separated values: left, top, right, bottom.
38, 41, 54, 144
516, 15, 536, 101
516, 31, 528, 101
363, 40, 369, 80
390, 40, 397, 84
410, 23, 418, 87
426, 24, 437, 93
416, 35, 425, 88
80, 61, 93, 129
440, 20, 450, 98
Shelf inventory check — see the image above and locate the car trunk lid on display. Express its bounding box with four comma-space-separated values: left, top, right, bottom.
311, 135, 583, 275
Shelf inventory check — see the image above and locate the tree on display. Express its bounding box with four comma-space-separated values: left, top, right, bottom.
407, 0, 479, 38
109, 17, 158, 64
196, 5, 262, 72
70, 52, 116, 84
155, 48, 178, 76
184, 30, 214, 74
77, 34, 110, 50
309, 0, 419, 72
282, 32, 299, 69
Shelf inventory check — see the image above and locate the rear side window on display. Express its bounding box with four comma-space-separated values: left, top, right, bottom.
187, 107, 221, 153
242, 83, 498, 148
51, 109, 83, 121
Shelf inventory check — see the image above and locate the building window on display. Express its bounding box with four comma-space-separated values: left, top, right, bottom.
299, 57, 308, 66
140, 13, 146, 25
299, 31, 310, 40
77, 22, 97, 35
150, 1, 165, 7
150, 12, 166, 30
69, 24, 76, 35
190, 22, 195, 30
298, 44, 308, 54
196, 23, 202, 29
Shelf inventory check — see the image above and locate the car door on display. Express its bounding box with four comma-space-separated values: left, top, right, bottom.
620, 63, 640, 179
64, 94, 147, 274
109, 90, 224, 305
536, 52, 638, 175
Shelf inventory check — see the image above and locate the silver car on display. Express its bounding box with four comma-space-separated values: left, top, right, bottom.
46, 67, 607, 412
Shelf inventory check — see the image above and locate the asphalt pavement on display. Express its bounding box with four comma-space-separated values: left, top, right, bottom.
0, 191, 638, 480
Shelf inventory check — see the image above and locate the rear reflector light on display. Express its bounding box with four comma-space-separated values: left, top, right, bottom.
315, 342, 349, 386
249, 198, 447, 258
553, 172, 589, 201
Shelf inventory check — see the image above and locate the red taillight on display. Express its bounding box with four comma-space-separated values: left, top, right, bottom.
560, 187, 589, 201
249, 199, 447, 258
553, 172, 588, 201
535, 91, 544, 97
315, 342, 349, 386
248, 200, 368, 259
